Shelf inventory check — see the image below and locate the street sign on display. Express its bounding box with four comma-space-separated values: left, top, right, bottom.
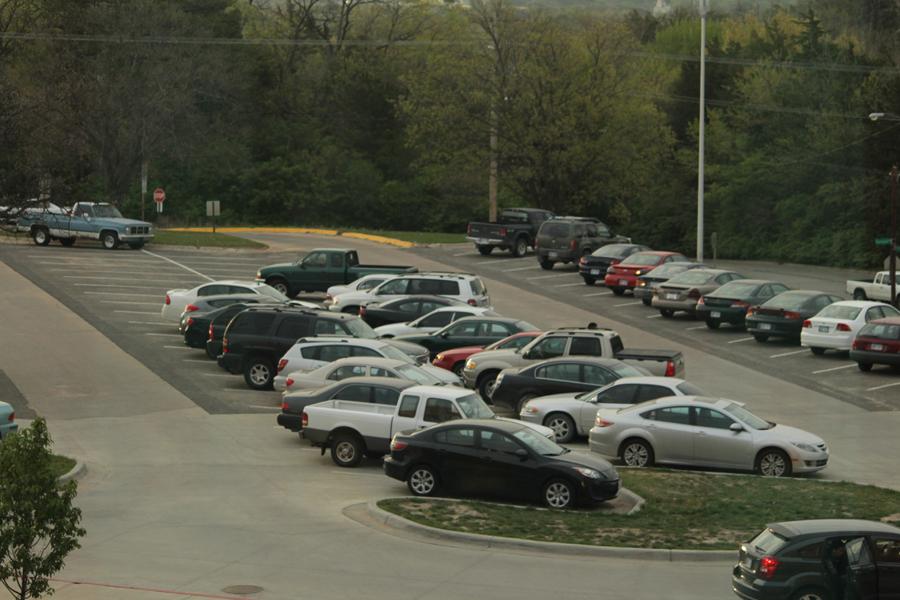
206, 201, 220, 217
153, 187, 165, 214
875, 237, 893, 247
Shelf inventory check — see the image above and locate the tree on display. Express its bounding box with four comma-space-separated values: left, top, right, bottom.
0, 418, 86, 600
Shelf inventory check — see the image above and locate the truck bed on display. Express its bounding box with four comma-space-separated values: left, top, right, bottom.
615, 349, 684, 377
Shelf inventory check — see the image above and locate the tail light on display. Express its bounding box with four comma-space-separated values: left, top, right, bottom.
783, 311, 801, 320
301, 411, 308, 428
499, 227, 507, 237
467, 299, 477, 306
185, 304, 199, 313
281, 401, 288, 410
277, 359, 288, 373
696, 296, 705, 306
186, 317, 194, 327
570, 239, 577, 251
759, 556, 780, 580
359, 305, 367, 316
222, 337, 228, 353
165, 294, 171, 305
579, 257, 587, 265
595, 416, 614, 427
746, 307, 758, 317
731, 300, 749, 309
285, 378, 294, 388
802, 320, 811, 328
7, 412, 14, 423
852, 340, 863, 350
208, 324, 214, 340
664, 360, 676, 377
390, 436, 408, 451
687, 289, 701, 299
836, 323, 851, 332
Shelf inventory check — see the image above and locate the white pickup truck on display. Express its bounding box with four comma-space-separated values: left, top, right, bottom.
846, 271, 897, 305
301, 385, 554, 467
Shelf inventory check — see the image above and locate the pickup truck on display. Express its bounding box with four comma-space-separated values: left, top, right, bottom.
846, 271, 898, 305
256, 248, 417, 297
466, 208, 555, 257
461, 327, 685, 398
17, 201, 154, 249
300, 385, 554, 467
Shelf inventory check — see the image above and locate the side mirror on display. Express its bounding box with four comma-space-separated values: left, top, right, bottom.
729, 422, 744, 433
522, 351, 533, 359
440, 332, 449, 338
514, 448, 529, 460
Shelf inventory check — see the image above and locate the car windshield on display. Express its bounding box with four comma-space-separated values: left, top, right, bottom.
723, 402, 773, 430
710, 282, 760, 297
593, 244, 632, 258
858, 323, 900, 340
457, 395, 494, 419
512, 427, 567, 455
344, 318, 378, 339
624, 253, 663, 266
817, 305, 861, 320
257, 284, 289, 301
668, 271, 717, 285
381, 345, 413, 362
92, 205, 124, 218
540, 222, 569, 237
646, 264, 688, 278
395, 365, 437, 385
762, 292, 817, 310
609, 363, 646, 378
500, 210, 529, 223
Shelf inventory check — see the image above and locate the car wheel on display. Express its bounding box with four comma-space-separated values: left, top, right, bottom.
610, 287, 625, 296
243, 356, 275, 390
791, 587, 831, 600
267, 278, 289, 297
852, 289, 867, 301
756, 448, 792, 477
32, 227, 50, 246
477, 371, 499, 399
857, 362, 873, 372
705, 319, 720, 329
451, 362, 466, 377
59, 238, 75, 247
620, 438, 654, 468
542, 479, 575, 509
810, 347, 825, 355
582, 276, 596, 286
127, 241, 144, 250
101, 231, 119, 250
512, 237, 528, 258
331, 433, 364, 468
753, 333, 769, 342
544, 413, 576, 444
477, 245, 493, 256
516, 394, 536, 415
659, 308, 675, 318
539, 259, 554, 270
407, 464, 439, 496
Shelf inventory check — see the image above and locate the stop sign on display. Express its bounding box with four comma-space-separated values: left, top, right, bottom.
153, 187, 165, 204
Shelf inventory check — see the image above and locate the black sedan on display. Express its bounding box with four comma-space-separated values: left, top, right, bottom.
359, 295, 466, 328
489, 357, 649, 413
579, 243, 650, 286
184, 302, 258, 351
695, 279, 790, 329
277, 377, 416, 433
746, 290, 843, 343
394, 317, 539, 359
384, 419, 619, 508
633, 262, 705, 306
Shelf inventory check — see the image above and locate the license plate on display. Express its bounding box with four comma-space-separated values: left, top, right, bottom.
818, 325, 829, 333
549, 252, 558, 259
759, 323, 772, 330
590, 269, 600, 275
871, 343, 885, 352
666, 293, 678, 300
618, 279, 628, 286
710, 311, 721, 318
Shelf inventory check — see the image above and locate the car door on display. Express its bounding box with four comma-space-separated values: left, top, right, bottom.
638, 406, 695, 463
430, 320, 480, 354
581, 384, 637, 431
845, 537, 880, 600
70, 203, 99, 238
473, 321, 514, 347
295, 251, 329, 290
391, 394, 421, 434
532, 362, 586, 396
273, 315, 313, 357
324, 252, 347, 287
330, 383, 373, 404
522, 336, 569, 361
691, 407, 754, 469
414, 310, 455, 332
475, 428, 532, 498
372, 278, 411, 302
871, 537, 900, 599
431, 427, 481, 494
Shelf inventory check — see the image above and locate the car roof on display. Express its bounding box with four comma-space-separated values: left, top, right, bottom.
769, 519, 900, 539
404, 385, 475, 398
451, 316, 524, 324
326, 376, 416, 390
541, 327, 617, 337
625, 395, 737, 411
245, 305, 352, 319
773, 289, 828, 297
671, 268, 736, 276
610, 376, 686, 387
322, 357, 408, 369
828, 300, 894, 308
294, 336, 386, 347
429, 418, 526, 433
202, 280, 262, 286
871, 316, 900, 325
197, 293, 277, 303
426, 305, 488, 314
311, 248, 354, 253
382, 295, 461, 304
623, 251, 682, 260
531, 356, 627, 368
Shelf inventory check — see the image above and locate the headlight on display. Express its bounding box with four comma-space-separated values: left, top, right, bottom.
332, 297, 340, 305
637, 280, 646, 287
522, 406, 539, 414
465, 360, 476, 370
435, 353, 445, 362
792, 442, 818, 452
574, 467, 602, 479
634, 270, 642, 276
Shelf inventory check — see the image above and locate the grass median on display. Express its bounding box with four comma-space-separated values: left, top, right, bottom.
379, 469, 900, 550
153, 230, 267, 248
347, 230, 466, 245
50, 454, 77, 479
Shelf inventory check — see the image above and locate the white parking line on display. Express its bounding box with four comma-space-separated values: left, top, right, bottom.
728, 337, 755, 344
248, 405, 281, 411
770, 350, 807, 358
686, 325, 706, 331
144, 332, 181, 337
75, 283, 164, 289
812, 363, 857, 375
100, 300, 159, 306
507, 265, 541, 272
183, 358, 212, 363
201, 372, 233, 377
83, 291, 159, 297
867, 381, 900, 392
614, 301, 643, 307
557, 282, 584, 288
584, 291, 612, 297
114, 310, 159, 315
141, 249, 214, 282
50, 268, 186, 276
64, 275, 198, 281
452, 251, 473, 257
526, 273, 572, 281
646, 314, 662, 319
128, 321, 170, 326
162, 345, 195, 350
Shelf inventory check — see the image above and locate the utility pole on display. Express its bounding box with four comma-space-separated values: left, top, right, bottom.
890, 165, 898, 306
696, 0, 708, 262
489, 103, 498, 223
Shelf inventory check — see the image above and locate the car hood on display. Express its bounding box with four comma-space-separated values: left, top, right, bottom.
551, 450, 617, 476
524, 392, 584, 409
385, 339, 430, 359
466, 348, 525, 366
421, 364, 462, 385
260, 262, 295, 274
760, 424, 825, 447
375, 322, 418, 336
98, 217, 153, 227
494, 417, 555, 440
439, 345, 483, 358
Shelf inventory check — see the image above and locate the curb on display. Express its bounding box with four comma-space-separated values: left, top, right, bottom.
355, 499, 735, 562
162, 227, 415, 249
57, 461, 86, 484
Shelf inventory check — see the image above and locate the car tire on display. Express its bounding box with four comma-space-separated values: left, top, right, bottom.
451, 362, 466, 377
127, 241, 144, 250
790, 587, 831, 600
243, 356, 275, 390
515, 394, 536, 415
100, 231, 119, 250
512, 237, 528, 258
544, 413, 576, 444
857, 362, 873, 372
267, 278, 290, 297
753, 333, 769, 342
59, 238, 75, 247
705, 319, 720, 329
32, 226, 50, 246
610, 287, 625, 296
539, 259, 554, 270
659, 308, 675, 318
756, 448, 792, 477
619, 438, 654, 468
331, 433, 364, 468
477, 371, 499, 400
477, 245, 493, 256
852, 289, 867, 301
407, 464, 440, 496
542, 478, 575, 509
810, 347, 825, 355
582, 276, 596, 286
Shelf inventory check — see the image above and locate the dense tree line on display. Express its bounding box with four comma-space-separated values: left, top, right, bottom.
0, 0, 898, 267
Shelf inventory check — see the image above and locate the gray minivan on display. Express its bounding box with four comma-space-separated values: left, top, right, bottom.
535, 217, 629, 270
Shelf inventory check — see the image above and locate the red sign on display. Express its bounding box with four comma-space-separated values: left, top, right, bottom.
153, 187, 165, 204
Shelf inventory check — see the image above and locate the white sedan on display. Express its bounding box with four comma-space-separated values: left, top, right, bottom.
801, 300, 900, 354
374, 306, 496, 338
324, 274, 397, 306
283, 356, 452, 393
161, 280, 288, 322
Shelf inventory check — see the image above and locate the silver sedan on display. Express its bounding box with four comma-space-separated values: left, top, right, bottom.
519, 377, 706, 443
589, 396, 828, 477
283, 356, 457, 394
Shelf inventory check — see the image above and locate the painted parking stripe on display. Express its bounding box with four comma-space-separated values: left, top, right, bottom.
141, 249, 213, 282
812, 363, 857, 375
452, 251, 473, 257
201, 372, 233, 377
100, 300, 159, 306
770, 350, 807, 358
183, 358, 213, 363
557, 282, 584, 288
867, 381, 900, 392
728, 337, 755, 344
507, 265, 541, 272
646, 314, 662, 319
84, 291, 159, 297
64, 275, 198, 281
584, 291, 612, 297
527, 273, 572, 281
248, 405, 281, 411
686, 325, 706, 331
162, 345, 195, 350
50, 268, 186, 276
128, 321, 170, 326
114, 310, 159, 315
614, 301, 643, 307
144, 332, 181, 337
75, 283, 164, 289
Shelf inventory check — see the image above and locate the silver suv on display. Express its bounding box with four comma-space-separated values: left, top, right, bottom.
328, 272, 491, 314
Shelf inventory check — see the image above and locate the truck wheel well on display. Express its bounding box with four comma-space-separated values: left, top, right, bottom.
327, 427, 365, 450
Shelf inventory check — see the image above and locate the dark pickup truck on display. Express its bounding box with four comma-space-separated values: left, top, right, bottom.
256, 248, 417, 297
466, 208, 555, 257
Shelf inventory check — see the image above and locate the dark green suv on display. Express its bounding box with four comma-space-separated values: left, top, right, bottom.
732, 519, 900, 600
535, 217, 630, 270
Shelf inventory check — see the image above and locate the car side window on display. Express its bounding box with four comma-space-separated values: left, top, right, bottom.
418, 311, 454, 328
597, 224, 611, 237
438, 281, 460, 295
643, 406, 691, 425
444, 321, 479, 337
758, 285, 773, 298
303, 252, 328, 268
480, 322, 513, 336
846, 538, 874, 568
227, 285, 254, 294
409, 279, 440, 294
536, 362, 581, 382
330, 365, 367, 380
397, 395, 419, 418
300, 346, 322, 360
527, 337, 567, 359
479, 430, 521, 453
228, 312, 275, 334
586, 225, 598, 237
357, 278, 382, 291
787, 542, 824, 559
695, 407, 735, 430
332, 384, 371, 403
314, 319, 342, 335
865, 307, 882, 322
419, 301, 443, 314
715, 274, 732, 285
634, 385, 674, 403
369, 367, 396, 378
423, 398, 461, 423
328, 253, 343, 268
198, 284, 228, 297
569, 337, 601, 355
351, 346, 380, 358
501, 335, 533, 350
582, 364, 615, 385
393, 300, 419, 312
377, 279, 409, 295
372, 388, 400, 405
435, 428, 475, 447
872, 538, 900, 564
318, 345, 353, 362
275, 316, 309, 340
597, 384, 637, 404
772, 284, 789, 294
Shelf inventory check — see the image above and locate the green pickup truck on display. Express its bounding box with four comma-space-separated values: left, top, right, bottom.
256, 248, 417, 297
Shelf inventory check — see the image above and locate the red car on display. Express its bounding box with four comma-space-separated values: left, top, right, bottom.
432, 331, 542, 375
603, 251, 688, 296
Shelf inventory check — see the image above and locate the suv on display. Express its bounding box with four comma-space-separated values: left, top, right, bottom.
217, 307, 427, 390
273, 337, 458, 391
328, 272, 491, 314
732, 519, 900, 600
535, 217, 630, 270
